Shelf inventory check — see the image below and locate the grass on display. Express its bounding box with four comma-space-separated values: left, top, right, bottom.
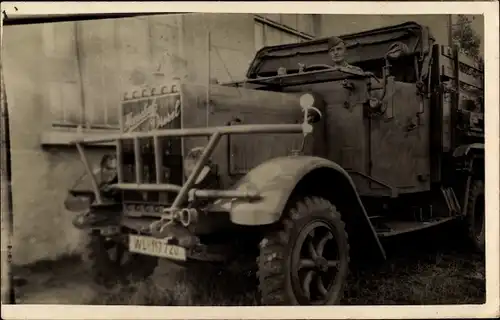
342, 250, 485, 305
14, 223, 485, 306
90, 269, 259, 306
86, 254, 484, 306
341, 223, 485, 305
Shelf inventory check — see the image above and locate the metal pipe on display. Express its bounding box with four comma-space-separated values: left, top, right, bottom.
109, 183, 182, 192
206, 30, 211, 128
153, 136, 162, 184
179, 208, 198, 227
109, 183, 261, 201
169, 132, 222, 210
75, 143, 103, 204
246, 65, 367, 84
73, 123, 304, 145
254, 15, 314, 40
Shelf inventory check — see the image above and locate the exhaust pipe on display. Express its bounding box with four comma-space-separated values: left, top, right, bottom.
179, 208, 198, 227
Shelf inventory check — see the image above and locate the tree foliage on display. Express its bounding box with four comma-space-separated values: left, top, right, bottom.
451, 14, 483, 97
452, 14, 482, 60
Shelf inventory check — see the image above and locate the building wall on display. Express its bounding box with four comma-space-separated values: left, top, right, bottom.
2, 24, 113, 266
320, 14, 484, 54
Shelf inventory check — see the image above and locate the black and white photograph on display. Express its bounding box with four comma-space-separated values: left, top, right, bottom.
1, 1, 499, 319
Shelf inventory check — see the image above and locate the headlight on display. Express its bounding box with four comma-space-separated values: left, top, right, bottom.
300, 93, 315, 109
184, 147, 211, 185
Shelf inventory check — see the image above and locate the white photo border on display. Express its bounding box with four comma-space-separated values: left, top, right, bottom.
1, 1, 498, 319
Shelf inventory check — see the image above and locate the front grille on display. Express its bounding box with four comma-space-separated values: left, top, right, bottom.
118, 91, 184, 205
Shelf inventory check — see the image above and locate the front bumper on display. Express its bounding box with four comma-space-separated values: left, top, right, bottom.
72, 203, 232, 263
145, 220, 229, 263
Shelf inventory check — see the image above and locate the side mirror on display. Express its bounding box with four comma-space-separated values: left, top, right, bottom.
304, 106, 323, 124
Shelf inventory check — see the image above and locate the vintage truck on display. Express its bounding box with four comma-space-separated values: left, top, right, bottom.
64, 21, 484, 305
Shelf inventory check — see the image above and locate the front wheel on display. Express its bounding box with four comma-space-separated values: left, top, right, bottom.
257, 196, 350, 305
82, 230, 159, 288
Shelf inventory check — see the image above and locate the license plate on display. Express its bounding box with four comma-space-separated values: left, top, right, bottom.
129, 235, 187, 261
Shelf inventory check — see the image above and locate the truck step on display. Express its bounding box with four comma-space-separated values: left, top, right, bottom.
441, 186, 461, 215
375, 217, 457, 238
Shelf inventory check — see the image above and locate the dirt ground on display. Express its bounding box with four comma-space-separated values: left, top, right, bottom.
12, 223, 485, 306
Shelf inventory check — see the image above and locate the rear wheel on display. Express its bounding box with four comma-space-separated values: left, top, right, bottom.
465, 180, 485, 253
257, 196, 350, 305
82, 231, 158, 288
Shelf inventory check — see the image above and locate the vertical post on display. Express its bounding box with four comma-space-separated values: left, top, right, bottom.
154, 136, 162, 184
116, 140, 124, 183
450, 45, 460, 151
116, 20, 125, 186
116, 103, 123, 184
449, 15, 460, 151
206, 30, 211, 128
1, 60, 15, 304
153, 135, 167, 203
133, 137, 143, 184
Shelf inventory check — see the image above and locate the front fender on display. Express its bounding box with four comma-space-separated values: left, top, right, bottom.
214, 156, 353, 224
452, 143, 484, 158
211, 155, 386, 259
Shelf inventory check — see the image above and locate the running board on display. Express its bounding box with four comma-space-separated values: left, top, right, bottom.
376, 217, 457, 238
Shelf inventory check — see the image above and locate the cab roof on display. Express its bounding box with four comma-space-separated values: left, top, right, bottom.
245, 21, 434, 79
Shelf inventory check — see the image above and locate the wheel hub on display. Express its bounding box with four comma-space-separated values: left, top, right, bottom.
314, 257, 329, 272
290, 220, 342, 305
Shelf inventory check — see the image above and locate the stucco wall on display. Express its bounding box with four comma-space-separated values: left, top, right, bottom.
182, 13, 256, 84
2, 24, 114, 266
